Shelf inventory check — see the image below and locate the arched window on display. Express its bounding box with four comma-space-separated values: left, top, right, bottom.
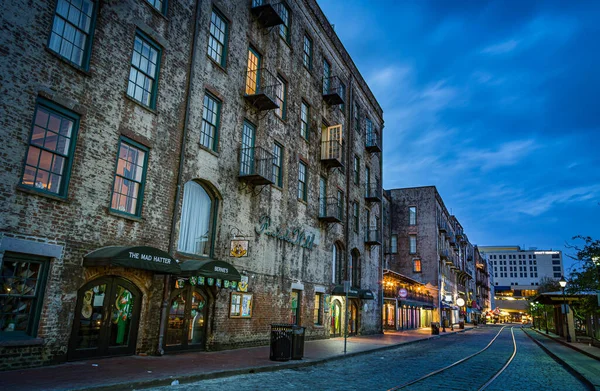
178, 181, 216, 256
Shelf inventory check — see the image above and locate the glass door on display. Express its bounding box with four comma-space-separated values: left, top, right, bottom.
69, 276, 141, 360
165, 286, 208, 351
349, 302, 358, 335
330, 300, 342, 337
245, 48, 261, 95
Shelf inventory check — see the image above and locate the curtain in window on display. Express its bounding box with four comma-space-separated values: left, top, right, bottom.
178, 181, 212, 256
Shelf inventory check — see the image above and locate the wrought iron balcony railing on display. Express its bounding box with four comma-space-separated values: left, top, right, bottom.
238, 145, 275, 185
318, 197, 343, 223
438, 220, 447, 233
320, 139, 345, 168
250, 0, 285, 27
364, 181, 382, 203
365, 128, 382, 153
322, 75, 345, 106
244, 67, 281, 111
364, 227, 382, 246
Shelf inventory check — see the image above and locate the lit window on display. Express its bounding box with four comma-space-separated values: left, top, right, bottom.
110, 138, 148, 217
208, 9, 228, 67
413, 259, 422, 273
20, 99, 79, 197
48, 0, 96, 69
313, 293, 322, 325
303, 35, 313, 69
298, 161, 307, 201
200, 93, 221, 151
127, 32, 161, 108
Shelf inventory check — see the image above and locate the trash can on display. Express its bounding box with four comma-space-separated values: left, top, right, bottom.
459, 321, 465, 329
291, 325, 306, 360
270, 324, 293, 361
431, 322, 440, 335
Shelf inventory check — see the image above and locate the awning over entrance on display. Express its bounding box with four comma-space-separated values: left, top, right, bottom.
179, 259, 241, 281
83, 246, 180, 274
359, 289, 375, 300
331, 285, 360, 298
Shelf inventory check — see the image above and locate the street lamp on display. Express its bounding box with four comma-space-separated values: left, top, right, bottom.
559, 275, 571, 343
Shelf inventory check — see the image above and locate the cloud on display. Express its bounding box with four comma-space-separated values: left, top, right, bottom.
455, 139, 541, 172
516, 185, 600, 216
480, 39, 520, 55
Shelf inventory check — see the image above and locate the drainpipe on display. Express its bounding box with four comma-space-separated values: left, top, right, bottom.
158, 0, 202, 356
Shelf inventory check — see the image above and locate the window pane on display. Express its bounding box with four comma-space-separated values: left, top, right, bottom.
200, 94, 220, 151
21, 105, 76, 195
208, 10, 227, 66
48, 0, 94, 66
111, 140, 147, 216
127, 34, 160, 108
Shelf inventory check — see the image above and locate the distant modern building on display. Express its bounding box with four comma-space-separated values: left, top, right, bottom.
478, 246, 563, 320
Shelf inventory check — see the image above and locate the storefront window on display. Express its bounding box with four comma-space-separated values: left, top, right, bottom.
313, 293, 322, 325
0, 254, 48, 339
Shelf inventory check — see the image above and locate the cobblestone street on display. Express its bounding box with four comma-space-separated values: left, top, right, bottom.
145, 326, 589, 391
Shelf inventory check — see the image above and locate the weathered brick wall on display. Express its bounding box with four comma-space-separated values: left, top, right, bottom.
170, 0, 384, 343
0, 0, 195, 370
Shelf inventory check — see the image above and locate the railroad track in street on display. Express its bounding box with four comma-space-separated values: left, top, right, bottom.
388, 326, 518, 391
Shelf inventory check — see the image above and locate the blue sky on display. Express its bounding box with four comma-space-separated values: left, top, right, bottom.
319, 0, 600, 274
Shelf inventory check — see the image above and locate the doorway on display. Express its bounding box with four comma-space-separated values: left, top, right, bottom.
349, 301, 358, 335
330, 300, 342, 337
69, 276, 141, 360
165, 286, 208, 351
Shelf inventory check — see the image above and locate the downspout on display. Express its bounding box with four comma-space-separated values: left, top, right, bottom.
344, 78, 353, 338
158, 0, 202, 356
379, 122, 384, 333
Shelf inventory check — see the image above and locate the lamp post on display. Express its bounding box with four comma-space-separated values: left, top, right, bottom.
559, 275, 571, 343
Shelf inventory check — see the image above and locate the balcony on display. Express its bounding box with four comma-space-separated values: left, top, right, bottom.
455, 228, 463, 239
244, 68, 280, 111
364, 227, 382, 246
440, 248, 449, 261
364, 181, 382, 203
448, 233, 457, 247
320, 139, 345, 168
238, 146, 275, 185
250, 0, 285, 28
438, 220, 447, 233
318, 197, 343, 223
322, 75, 345, 106
365, 128, 382, 153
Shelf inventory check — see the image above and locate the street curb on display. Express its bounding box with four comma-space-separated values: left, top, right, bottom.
522, 328, 595, 391
72, 328, 475, 391
530, 328, 600, 362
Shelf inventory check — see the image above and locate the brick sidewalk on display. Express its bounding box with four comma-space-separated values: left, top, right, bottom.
0, 326, 474, 391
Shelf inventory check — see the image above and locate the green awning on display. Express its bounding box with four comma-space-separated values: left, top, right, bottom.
359, 289, 375, 300
83, 246, 180, 274
180, 259, 241, 281
331, 285, 360, 298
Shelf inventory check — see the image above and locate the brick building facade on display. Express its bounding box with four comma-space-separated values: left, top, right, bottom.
0, 0, 383, 370
383, 186, 482, 329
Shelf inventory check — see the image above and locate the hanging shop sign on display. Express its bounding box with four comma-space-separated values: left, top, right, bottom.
230, 240, 249, 258
255, 215, 316, 250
